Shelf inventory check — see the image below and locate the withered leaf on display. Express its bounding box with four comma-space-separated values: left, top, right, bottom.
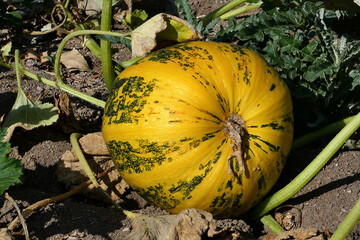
54, 93, 81, 133
131, 13, 200, 57
60, 49, 91, 72
259, 228, 325, 240
57, 132, 129, 201
126, 208, 218, 240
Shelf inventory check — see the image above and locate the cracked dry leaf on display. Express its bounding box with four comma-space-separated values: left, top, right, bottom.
60, 49, 91, 72
131, 13, 200, 57
126, 208, 217, 240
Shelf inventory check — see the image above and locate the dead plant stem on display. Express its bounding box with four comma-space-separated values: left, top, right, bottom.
8, 167, 114, 232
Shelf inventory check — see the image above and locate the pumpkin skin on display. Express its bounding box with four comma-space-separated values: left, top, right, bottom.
102, 41, 293, 218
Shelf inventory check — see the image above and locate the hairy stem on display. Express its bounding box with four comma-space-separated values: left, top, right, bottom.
330, 197, 360, 240
260, 215, 284, 234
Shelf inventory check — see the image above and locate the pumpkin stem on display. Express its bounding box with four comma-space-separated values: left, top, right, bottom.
223, 113, 247, 178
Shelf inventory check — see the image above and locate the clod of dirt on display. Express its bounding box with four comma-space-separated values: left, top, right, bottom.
56, 132, 129, 201
259, 228, 325, 240
126, 208, 218, 240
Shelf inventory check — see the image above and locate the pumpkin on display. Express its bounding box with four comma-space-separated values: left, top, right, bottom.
102, 41, 293, 218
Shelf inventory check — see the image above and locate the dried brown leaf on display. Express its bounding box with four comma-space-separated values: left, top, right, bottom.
259, 228, 325, 240
54, 93, 81, 133
57, 133, 129, 200
131, 13, 200, 57
60, 49, 91, 72
131, 14, 167, 58
126, 208, 218, 240
21, 50, 39, 61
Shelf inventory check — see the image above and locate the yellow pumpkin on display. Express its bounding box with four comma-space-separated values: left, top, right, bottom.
102, 41, 293, 218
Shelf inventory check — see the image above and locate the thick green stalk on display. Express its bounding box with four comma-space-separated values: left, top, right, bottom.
330, 197, 360, 240
14, 50, 22, 89
202, 0, 262, 25
292, 116, 354, 151
250, 111, 360, 219
100, 0, 115, 90
219, 1, 263, 21
202, 0, 248, 25
70, 134, 119, 205
260, 215, 284, 234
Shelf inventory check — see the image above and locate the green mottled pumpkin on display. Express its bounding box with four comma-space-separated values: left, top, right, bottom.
102, 41, 293, 218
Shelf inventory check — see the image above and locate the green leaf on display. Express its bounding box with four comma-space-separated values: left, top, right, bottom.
124, 9, 148, 30
303, 57, 336, 82
2, 87, 59, 141
302, 40, 318, 56
0, 127, 22, 195
175, 0, 197, 27
348, 66, 360, 91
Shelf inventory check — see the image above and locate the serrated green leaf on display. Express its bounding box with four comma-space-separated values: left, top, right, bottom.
175, 0, 197, 27
3, 88, 59, 141
0, 128, 21, 195
302, 40, 318, 55
303, 57, 336, 82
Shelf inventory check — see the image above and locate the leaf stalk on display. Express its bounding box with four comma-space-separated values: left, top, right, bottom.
260, 214, 284, 234
100, 0, 115, 90
202, 0, 262, 25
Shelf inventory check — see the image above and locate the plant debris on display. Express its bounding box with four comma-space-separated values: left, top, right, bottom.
60, 49, 91, 72
131, 13, 200, 57
126, 208, 218, 240
259, 228, 326, 240
57, 132, 129, 201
